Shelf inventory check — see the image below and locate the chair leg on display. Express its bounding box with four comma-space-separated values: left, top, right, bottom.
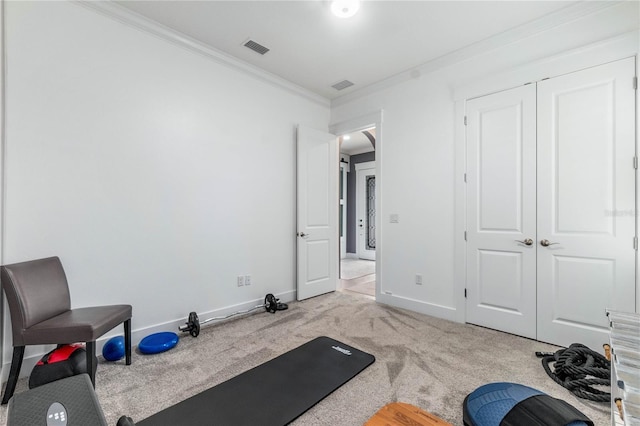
124, 319, 131, 365
86, 341, 97, 388
2, 346, 25, 405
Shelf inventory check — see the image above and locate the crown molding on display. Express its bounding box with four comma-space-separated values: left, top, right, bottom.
453, 30, 639, 101
331, 1, 628, 108
74, 0, 330, 108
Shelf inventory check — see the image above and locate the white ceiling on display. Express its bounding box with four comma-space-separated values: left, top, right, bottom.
114, 0, 581, 100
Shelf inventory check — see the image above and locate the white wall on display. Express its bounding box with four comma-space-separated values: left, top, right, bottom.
332, 67, 462, 320
330, 1, 639, 321
2, 0, 329, 374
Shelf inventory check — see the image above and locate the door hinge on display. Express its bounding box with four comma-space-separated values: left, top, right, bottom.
634, 236, 638, 250
464, 173, 467, 183
634, 76, 638, 90
464, 231, 467, 241
634, 156, 638, 169
464, 288, 467, 298
464, 116, 467, 126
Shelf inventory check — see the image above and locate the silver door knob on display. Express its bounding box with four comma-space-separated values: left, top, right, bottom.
540, 239, 559, 247
515, 238, 533, 246
297, 232, 308, 237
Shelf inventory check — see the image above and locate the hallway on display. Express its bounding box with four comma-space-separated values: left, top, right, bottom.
339, 258, 375, 298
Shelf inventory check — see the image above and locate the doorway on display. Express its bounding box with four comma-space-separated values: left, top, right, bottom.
338, 127, 376, 298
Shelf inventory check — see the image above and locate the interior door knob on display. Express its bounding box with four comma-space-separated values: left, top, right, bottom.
297, 232, 308, 237
540, 239, 559, 247
515, 238, 533, 246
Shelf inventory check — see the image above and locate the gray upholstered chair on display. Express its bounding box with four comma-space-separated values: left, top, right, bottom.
1, 256, 132, 404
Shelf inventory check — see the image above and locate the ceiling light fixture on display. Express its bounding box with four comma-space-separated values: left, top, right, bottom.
343, 135, 351, 140
331, 0, 360, 18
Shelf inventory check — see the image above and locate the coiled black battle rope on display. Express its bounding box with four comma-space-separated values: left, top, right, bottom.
535, 343, 611, 402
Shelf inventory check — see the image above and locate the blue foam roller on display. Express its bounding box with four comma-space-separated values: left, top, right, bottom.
139, 332, 179, 355
102, 336, 125, 361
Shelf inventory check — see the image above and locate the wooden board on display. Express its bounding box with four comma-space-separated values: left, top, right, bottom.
365, 402, 453, 426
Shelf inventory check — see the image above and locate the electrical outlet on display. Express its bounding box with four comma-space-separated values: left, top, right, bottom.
237, 275, 244, 287
415, 274, 423, 285
245, 275, 251, 286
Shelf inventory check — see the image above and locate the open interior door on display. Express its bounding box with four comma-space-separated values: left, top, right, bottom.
296, 125, 338, 301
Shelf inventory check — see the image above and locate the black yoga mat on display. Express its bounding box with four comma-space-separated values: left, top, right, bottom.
138, 336, 375, 426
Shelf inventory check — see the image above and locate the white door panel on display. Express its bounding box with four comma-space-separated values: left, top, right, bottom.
476, 249, 527, 312
297, 126, 338, 301
537, 57, 636, 349
466, 84, 537, 339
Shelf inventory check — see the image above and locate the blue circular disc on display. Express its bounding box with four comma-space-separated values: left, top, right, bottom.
139, 332, 179, 354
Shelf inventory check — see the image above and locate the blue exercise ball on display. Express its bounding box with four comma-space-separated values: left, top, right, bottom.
103, 336, 125, 361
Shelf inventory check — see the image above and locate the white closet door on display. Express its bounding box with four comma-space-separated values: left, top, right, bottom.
466, 84, 537, 339
537, 57, 636, 350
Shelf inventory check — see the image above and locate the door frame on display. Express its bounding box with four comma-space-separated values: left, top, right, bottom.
453, 34, 639, 324
330, 111, 383, 299
339, 160, 348, 259
0, 0, 5, 385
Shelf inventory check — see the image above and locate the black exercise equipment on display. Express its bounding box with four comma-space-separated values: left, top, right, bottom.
29, 344, 95, 390
136, 336, 375, 426
8, 373, 136, 426
536, 343, 610, 402
116, 416, 136, 426
179, 293, 288, 338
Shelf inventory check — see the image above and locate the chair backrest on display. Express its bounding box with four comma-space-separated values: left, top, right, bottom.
1, 257, 71, 339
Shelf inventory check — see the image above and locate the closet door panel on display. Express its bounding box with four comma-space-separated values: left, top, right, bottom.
537, 57, 636, 349
466, 84, 537, 338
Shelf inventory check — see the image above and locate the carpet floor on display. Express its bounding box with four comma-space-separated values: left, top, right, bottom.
0, 291, 610, 425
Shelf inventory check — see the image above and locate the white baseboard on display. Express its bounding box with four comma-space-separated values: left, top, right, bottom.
376, 291, 458, 323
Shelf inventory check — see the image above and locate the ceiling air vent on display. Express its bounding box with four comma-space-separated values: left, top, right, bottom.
332, 80, 354, 91
243, 39, 270, 55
